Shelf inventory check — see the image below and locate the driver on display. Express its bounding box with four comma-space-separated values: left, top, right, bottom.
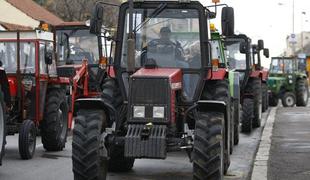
147, 27, 185, 61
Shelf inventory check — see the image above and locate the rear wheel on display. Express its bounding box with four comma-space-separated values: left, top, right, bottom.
18, 120, 36, 160
41, 88, 68, 151
0, 102, 5, 165
193, 112, 224, 180
296, 79, 309, 106
282, 92, 296, 107
241, 98, 254, 133
72, 110, 108, 180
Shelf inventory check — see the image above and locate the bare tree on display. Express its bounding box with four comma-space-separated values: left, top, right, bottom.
37, 0, 122, 27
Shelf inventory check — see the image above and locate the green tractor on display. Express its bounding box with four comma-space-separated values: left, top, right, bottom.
268, 57, 309, 107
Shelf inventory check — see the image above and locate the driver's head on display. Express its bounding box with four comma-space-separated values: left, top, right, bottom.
160, 27, 171, 40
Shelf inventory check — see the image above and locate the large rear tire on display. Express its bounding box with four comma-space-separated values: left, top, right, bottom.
193, 112, 224, 180
19, 120, 36, 160
296, 79, 309, 106
241, 98, 254, 133
252, 79, 262, 128
72, 110, 108, 180
0, 101, 5, 165
41, 88, 68, 151
269, 95, 278, 107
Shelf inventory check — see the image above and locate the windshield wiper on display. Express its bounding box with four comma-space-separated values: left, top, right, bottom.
134, 3, 167, 33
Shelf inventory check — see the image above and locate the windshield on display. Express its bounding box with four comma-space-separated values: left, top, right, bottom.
121, 8, 201, 69
225, 41, 247, 70
0, 42, 35, 74
270, 58, 294, 74
56, 29, 100, 64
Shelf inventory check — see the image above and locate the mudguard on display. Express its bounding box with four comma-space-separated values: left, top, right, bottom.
197, 100, 227, 118
74, 98, 118, 124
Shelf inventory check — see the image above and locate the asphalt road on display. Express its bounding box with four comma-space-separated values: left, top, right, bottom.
0, 111, 270, 180
268, 106, 310, 180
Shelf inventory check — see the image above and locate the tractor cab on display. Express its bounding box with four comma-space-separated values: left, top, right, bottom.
0, 30, 70, 160
54, 22, 101, 65
0, 30, 57, 123
115, 1, 206, 101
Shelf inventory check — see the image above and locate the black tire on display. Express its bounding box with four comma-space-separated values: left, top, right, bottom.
193, 112, 224, 180
108, 146, 135, 172
269, 95, 278, 107
202, 80, 231, 174
101, 78, 122, 108
0, 102, 5, 165
296, 79, 309, 106
262, 83, 268, 112
72, 110, 108, 180
282, 92, 296, 107
241, 98, 254, 133
18, 120, 36, 160
245, 79, 262, 128
233, 100, 240, 145
41, 88, 68, 151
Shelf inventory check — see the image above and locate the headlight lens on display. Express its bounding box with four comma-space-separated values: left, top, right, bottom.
289, 80, 293, 84
153, 106, 165, 118
133, 106, 145, 118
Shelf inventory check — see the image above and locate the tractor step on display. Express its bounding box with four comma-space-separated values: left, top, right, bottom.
125, 124, 166, 159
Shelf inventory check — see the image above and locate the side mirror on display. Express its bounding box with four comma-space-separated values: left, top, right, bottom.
90, 4, 104, 35
263, 48, 270, 58
239, 42, 248, 54
258, 40, 264, 50
45, 51, 53, 65
221, 7, 235, 36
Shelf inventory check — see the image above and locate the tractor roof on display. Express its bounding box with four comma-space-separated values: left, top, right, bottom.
0, 30, 53, 42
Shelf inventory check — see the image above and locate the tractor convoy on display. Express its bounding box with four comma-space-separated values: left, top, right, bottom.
0, 0, 308, 180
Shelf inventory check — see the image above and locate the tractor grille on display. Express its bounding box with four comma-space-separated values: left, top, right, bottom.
130, 78, 168, 104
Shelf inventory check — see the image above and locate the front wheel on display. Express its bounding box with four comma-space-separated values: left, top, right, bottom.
193, 112, 224, 180
269, 95, 278, 107
18, 120, 36, 160
282, 92, 296, 107
262, 83, 268, 112
241, 98, 254, 133
72, 110, 108, 180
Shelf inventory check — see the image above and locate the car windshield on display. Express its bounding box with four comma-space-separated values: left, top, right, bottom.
270, 58, 294, 74
56, 29, 100, 64
225, 41, 247, 70
0, 42, 35, 74
121, 8, 201, 69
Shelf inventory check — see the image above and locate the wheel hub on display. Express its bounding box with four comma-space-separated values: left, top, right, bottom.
286, 96, 294, 106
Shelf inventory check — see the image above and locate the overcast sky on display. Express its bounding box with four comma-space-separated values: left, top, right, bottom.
200, 0, 310, 67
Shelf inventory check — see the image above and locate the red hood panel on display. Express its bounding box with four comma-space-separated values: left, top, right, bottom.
132, 68, 182, 84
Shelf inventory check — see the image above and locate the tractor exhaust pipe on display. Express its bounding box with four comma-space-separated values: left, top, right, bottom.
127, 0, 135, 73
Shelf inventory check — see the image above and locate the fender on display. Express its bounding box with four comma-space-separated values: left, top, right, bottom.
74, 98, 118, 125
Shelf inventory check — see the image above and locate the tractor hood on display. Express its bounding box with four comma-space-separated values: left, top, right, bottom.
132, 68, 182, 90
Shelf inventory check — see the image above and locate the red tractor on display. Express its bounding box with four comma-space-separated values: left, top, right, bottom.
72, 1, 236, 180
52, 22, 110, 122
0, 91, 5, 165
0, 30, 70, 159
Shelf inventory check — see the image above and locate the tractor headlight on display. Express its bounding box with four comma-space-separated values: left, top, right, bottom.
133, 106, 145, 118
288, 75, 293, 79
289, 80, 293, 84
153, 106, 165, 118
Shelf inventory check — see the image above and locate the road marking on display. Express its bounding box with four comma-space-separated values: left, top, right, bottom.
251, 107, 277, 180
